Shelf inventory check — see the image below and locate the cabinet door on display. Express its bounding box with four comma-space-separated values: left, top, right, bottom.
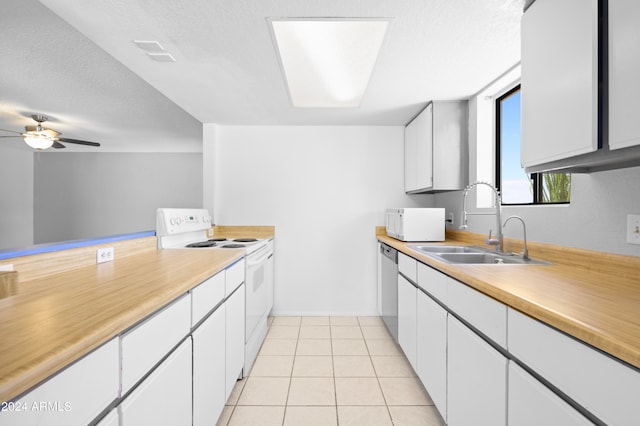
8, 338, 119, 426
416, 290, 447, 422
404, 119, 418, 192
397, 274, 417, 369
120, 338, 192, 426
508, 362, 593, 426
609, 0, 640, 150
415, 104, 433, 190
521, 0, 599, 167
447, 315, 507, 426
225, 283, 245, 399
193, 305, 226, 426
95, 408, 119, 426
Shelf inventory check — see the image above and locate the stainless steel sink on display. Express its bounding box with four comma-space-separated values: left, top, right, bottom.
409, 244, 551, 265
410, 245, 484, 254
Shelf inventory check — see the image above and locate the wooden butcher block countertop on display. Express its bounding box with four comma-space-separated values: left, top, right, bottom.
0, 248, 244, 402
378, 229, 640, 370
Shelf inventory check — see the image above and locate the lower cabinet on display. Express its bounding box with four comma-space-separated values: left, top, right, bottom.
6, 338, 119, 426
508, 362, 593, 426
120, 338, 192, 426
95, 408, 119, 426
397, 274, 417, 369
225, 283, 246, 398
447, 315, 507, 426
416, 290, 447, 422
193, 305, 226, 426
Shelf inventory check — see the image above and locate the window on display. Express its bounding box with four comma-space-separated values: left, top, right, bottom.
496, 85, 571, 205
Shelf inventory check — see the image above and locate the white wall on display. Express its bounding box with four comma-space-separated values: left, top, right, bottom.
34, 153, 202, 243
436, 166, 640, 256
0, 145, 34, 249
214, 125, 433, 315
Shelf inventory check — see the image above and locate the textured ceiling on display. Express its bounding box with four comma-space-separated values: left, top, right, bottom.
1, 0, 523, 152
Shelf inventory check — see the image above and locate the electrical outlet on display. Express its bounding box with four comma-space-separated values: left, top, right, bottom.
207, 228, 214, 238
97, 247, 115, 263
627, 215, 640, 245
447, 212, 455, 225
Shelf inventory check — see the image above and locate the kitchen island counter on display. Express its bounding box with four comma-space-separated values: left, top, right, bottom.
0, 247, 244, 403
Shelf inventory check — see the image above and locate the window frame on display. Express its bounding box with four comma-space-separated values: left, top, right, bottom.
495, 84, 570, 206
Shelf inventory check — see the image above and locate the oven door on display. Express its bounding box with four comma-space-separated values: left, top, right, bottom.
245, 245, 270, 340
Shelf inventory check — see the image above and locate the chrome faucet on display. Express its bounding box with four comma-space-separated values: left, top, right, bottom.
460, 181, 503, 252
503, 215, 529, 260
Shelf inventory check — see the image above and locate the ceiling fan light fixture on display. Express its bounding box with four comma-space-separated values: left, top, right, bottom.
24, 134, 54, 150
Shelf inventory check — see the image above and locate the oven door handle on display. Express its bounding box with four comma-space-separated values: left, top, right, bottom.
246, 246, 271, 266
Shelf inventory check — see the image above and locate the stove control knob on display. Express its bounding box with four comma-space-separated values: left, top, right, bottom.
176, 217, 183, 225
170, 217, 176, 226
203, 216, 211, 225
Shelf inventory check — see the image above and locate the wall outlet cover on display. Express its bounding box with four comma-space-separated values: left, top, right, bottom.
627, 214, 640, 245
97, 247, 115, 263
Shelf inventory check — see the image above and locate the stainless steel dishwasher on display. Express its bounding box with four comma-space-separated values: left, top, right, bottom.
380, 243, 398, 342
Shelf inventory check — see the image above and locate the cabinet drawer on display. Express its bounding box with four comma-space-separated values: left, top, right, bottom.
508, 308, 640, 426
9, 338, 119, 426
398, 253, 417, 283
417, 262, 448, 305
447, 279, 506, 348
225, 259, 245, 297
121, 294, 191, 395
191, 271, 225, 326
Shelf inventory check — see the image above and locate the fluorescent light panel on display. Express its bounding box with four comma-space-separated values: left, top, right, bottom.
271, 19, 389, 108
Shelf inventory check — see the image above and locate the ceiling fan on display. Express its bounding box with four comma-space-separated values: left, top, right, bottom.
0, 115, 100, 150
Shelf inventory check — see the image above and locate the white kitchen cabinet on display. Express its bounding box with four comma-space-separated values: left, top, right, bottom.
225, 258, 245, 297
417, 262, 448, 305
508, 361, 593, 426
447, 315, 507, 426
397, 274, 417, 369
95, 408, 119, 426
404, 118, 418, 192
508, 308, 640, 426
225, 283, 245, 399
609, 0, 640, 150
7, 338, 119, 426
120, 338, 192, 426
120, 294, 191, 395
404, 101, 467, 193
398, 252, 417, 283
447, 278, 507, 348
191, 271, 225, 326
521, 0, 599, 169
416, 289, 447, 422
193, 305, 226, 426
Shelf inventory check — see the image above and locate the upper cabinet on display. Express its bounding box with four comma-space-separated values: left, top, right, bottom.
521, 0, 640, 173
404, 101, 468, 193
609, 0, 640, 150
521, 0, 599, 169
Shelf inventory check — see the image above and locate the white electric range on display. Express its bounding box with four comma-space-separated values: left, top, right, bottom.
156, 208, 273, 375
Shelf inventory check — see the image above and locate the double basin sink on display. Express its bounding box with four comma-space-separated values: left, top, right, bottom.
409, 245, 551, 265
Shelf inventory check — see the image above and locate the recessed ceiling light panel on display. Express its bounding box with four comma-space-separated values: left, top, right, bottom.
270, 19, 390, 108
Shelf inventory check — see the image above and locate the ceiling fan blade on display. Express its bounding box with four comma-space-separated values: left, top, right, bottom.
57, 137, 100, 147
0, 128, 24, 135
52, 141, 66, 149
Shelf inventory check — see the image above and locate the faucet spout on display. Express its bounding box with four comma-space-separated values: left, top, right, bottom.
460, 181, 503, 252
503, 215, 529, 260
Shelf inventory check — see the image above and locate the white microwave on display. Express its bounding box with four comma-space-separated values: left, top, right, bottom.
385, 208, 445, 242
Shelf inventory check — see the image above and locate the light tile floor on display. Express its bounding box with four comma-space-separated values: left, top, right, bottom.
216, 316, 445, 426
